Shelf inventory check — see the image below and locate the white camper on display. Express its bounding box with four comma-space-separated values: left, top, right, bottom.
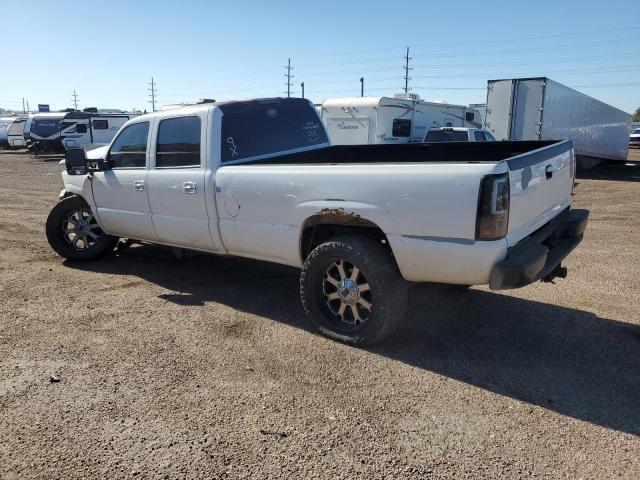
7, 116, 29, 148
0, 117, 15, 148
60, 112, 138, 150
319, 93, 482, 145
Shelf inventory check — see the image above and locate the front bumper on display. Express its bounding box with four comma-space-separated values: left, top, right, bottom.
489, 208, 589, 290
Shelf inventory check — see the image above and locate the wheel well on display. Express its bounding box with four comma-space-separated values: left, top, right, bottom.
300, 215, 392, 261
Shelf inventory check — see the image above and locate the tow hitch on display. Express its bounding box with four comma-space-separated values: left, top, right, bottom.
542, 264, 568, 283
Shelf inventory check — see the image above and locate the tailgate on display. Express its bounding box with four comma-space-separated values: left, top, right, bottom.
506, 140, 574, 246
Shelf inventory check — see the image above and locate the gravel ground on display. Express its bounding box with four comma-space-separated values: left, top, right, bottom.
0, 150, 639, 479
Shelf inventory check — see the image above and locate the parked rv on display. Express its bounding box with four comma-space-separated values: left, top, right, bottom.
26, 112, 67, 153
320, 93, 482, 145
26, 110, 138, 154
484, 77, 632, 162
7, 116, 29, 149
60, 112, 138, 150
0, 117, 14, 148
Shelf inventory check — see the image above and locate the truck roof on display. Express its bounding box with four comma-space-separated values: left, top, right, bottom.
135, 97, 315, 121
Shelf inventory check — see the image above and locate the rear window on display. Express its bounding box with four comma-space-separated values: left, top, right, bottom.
220, 98, 328, 163
156, 116, 201, 168
425, 130, 469, 142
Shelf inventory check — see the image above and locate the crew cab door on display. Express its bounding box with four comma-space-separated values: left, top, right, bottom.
146, 113, 218, 251
91, 121, 158, 241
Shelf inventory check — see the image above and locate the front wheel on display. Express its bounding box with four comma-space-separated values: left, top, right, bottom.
300, 236, 408, 346
46, 196, 118, 261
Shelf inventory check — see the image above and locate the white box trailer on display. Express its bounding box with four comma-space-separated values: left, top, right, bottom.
485, 77, 631, 161
320, 94, 482, 145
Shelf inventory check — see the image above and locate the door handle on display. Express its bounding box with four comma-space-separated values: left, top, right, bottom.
545, 165, 555, 179
183, 181, 198, 194
134, 180, 145, 191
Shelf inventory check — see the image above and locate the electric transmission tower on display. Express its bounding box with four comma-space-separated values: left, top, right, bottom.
71, 90, 79, 110
403, 47, 412, 94
148, 77, 157, 112
284, 58, 294, 97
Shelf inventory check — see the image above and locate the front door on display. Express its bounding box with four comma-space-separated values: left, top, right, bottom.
91, 121, 158, 241
146, 114, 217, 251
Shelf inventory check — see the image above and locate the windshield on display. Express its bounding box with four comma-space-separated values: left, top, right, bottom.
220, 98, 328, 163
633, 129, 640, 134
425, 130, 469, 142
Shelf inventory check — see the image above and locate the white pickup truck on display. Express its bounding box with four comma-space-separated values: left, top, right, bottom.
46, 98, 588, 345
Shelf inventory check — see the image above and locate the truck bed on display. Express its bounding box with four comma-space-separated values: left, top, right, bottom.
238, 140, 561, 165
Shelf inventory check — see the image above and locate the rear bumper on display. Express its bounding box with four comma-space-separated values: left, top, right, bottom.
489, 208, 589, 290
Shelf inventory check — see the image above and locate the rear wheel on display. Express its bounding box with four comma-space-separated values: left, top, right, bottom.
46, 195, 118, 261
300, 236, 408, 346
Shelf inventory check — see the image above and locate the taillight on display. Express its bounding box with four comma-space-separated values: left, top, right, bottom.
476, 173, 510, 240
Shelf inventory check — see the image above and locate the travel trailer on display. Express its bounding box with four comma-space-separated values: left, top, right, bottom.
319, 93, 482, 145
26, 110, 138, 154
7, 116, 29, 148
0, 117, 14, 148
60, 111, 137, 150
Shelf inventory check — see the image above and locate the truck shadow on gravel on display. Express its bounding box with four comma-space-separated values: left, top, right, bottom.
67, 245, 640, 437
577, 160, 640, 182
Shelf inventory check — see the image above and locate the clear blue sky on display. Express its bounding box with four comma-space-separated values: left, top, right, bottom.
1, 0, 638, 114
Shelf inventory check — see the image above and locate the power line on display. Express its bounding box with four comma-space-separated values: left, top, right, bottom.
148, 77, 157, 112
285, 58, 294, 97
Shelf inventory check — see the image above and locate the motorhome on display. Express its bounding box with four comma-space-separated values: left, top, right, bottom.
319, 93, 482, 145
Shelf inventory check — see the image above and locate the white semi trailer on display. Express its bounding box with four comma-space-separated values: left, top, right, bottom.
484, 77, 631, 162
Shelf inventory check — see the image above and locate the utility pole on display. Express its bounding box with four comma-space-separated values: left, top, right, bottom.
148, 77, 157, 112
403, 46, 412, 94
22, 98, 26, 114
26, 101, 30, 112
360, 77, 364, 97
71, 90, 79, 110
301, 82, 305, 99
284, 58, 294, 98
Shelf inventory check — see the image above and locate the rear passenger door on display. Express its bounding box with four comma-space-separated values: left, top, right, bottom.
147, 113, 217, 251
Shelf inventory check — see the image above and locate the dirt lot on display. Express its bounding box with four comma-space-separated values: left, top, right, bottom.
0, 150, 639, 479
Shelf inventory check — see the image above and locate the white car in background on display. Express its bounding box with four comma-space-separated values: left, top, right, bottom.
630, 128, 640, 148
424, 127, 496, 142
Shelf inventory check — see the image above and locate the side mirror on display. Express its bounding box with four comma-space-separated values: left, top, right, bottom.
65, 148, 88, 175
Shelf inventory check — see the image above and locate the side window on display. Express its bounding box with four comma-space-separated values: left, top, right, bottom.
93, 119, 108, 130
465, 111, 475, 122
156, 116, 201, 168
484, 131, 496, 141
473, 130, 486, 141
76, 123, 87, 134
109, 122, 149, 169
392, 118, 411, 137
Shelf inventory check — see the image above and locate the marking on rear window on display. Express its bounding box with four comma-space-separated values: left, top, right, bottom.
226, 137, 238, 158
